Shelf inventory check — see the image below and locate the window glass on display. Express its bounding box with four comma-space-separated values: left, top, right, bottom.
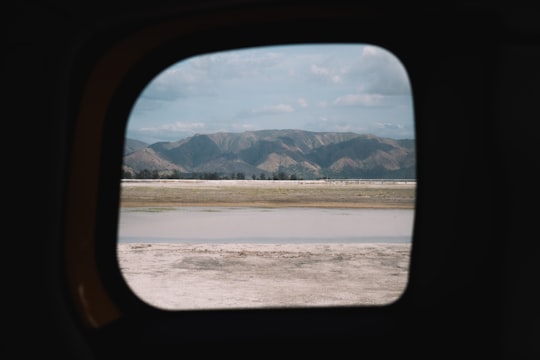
118, 44, 416, 310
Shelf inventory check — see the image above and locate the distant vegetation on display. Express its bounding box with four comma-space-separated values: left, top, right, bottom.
122, 169, 303, 180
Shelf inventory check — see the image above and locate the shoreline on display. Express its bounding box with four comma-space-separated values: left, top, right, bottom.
117, 180, 415, 309
119, 179, 416, 209
120, 201, 414, 209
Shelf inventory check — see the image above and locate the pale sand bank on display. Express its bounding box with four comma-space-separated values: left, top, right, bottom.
117, 242, 411, 310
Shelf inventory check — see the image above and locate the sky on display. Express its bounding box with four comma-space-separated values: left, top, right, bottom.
126, 43, 415, 144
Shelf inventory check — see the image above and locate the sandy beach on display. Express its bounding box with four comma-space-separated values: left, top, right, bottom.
118, 242, 411, 310
117, 180, 415, 310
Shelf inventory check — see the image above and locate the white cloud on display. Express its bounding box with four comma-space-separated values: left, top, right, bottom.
361, 45, 380, 57
251, 104, 295, 114
333, 93, 384, 107
128, 44, 415, 143
130, 121, 209, 143
310, 64, 329, 76
310, 64, 342, 84
192, 49, 283, 79
140, 121, 206, 132
317, 100, 329, 108
304, 116, 368, 133
231, 123, 257, 131
140, 65, 211, 101
375, 122, 404, 130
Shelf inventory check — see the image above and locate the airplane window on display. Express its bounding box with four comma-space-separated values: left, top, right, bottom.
117, 43, 416, 310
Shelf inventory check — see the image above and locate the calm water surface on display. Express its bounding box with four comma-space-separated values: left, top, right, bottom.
118, 207, 414, 244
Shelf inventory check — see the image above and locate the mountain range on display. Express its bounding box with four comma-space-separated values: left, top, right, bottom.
123, 129, 416, 179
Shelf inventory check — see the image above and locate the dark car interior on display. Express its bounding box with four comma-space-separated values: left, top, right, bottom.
6, 1, 539, 358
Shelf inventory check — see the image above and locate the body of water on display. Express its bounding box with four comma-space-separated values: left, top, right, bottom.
118, 207, 414, 244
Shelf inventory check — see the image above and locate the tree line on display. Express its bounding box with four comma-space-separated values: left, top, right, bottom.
122, 169, 303, 180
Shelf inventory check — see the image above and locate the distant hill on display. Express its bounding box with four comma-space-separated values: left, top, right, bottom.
123, 129, 415, 179
124, 138, 149, 155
